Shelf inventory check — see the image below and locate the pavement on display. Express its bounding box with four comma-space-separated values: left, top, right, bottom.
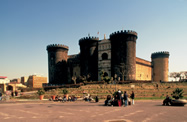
0, 99, 186, 122
0, 97, 84, 104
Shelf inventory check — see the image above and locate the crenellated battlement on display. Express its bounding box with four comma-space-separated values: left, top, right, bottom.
151, 51, 170, 59
79, 36, 99, 45
47, 44, 69, 50
109, 30, 138, 38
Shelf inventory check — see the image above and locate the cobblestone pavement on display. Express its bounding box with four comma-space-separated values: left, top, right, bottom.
0, 100, 186, 122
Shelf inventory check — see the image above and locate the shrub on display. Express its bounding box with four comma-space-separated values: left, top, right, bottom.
171, 88, 184, 99
37, 88, 45, 95
62, 89, 69, 95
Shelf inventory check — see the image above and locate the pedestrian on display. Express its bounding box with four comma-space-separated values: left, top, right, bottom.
124, 91, 128, 107
130, 91, 135, 105
95, 96, 99, 102
15, 90, 18, 96
117, 89, 122, 106
63, 95, 67, 102
0, 92, 2, 101
11, 91, 14, 97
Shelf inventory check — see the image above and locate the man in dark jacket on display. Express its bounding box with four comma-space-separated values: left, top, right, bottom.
124, 91, 128, 106
130, 91, 135, 105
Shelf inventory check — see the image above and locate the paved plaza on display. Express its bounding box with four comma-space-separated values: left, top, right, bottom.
0, 100, 186, 122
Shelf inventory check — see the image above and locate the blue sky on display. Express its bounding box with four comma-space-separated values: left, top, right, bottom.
0, 0, 187, 80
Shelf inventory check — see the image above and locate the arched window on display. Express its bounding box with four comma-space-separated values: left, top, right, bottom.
102, 53, 108, 60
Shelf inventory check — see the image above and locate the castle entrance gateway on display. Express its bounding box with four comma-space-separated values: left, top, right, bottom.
98, 38, 111, 81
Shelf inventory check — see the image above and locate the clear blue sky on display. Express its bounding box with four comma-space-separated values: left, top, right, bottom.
0, 0, 187, 80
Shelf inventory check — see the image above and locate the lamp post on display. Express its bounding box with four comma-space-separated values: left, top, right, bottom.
114, 74, 117, 91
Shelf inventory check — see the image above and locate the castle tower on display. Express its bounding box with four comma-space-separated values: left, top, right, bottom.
46, 44, 69, 84
151, 51, 170, 82
79, 37, 99, 81
110, 30, 138, 81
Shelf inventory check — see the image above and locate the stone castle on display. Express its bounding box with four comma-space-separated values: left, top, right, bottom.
47, 30, 170, 84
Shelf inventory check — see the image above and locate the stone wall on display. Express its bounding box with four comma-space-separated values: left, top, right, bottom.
136, 57, 152, 80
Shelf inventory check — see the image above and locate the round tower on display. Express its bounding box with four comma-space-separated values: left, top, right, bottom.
46, 44, 69, 84
110, 30, 138, 81
151, 51, 170, 82
79, 36, 99, 81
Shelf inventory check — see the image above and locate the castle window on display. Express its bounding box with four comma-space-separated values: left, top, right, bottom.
102, 53, 108, 60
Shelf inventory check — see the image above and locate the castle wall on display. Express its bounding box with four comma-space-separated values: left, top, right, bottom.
67, 54, 80, 83
136, 57, 152, 80
72, 65, 80, 77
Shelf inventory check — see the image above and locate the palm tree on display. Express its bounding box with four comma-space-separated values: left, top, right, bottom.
171, 88, 184, 99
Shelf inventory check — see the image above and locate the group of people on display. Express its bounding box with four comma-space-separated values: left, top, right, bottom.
162, 95, 172, 105
11, 90, 18, 97
105, 89, 135, 107
83, 94, 94, 101
51, 95, 77, 102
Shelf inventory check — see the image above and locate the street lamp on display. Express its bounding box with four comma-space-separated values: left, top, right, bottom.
114, 74, 117, 91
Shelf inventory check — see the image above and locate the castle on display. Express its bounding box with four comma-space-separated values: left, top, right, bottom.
47, 30, 170, 84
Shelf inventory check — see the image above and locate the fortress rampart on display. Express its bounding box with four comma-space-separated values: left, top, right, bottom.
79, 37, 99, 45
109, 30, 138, 38
47, 44, 69, 50
151, 51, 169, 59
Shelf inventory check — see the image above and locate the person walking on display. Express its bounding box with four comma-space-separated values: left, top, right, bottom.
124, 91, 128, 107
0, 92, 2, 101
95, 96, 99, 102
130, 91, 135, 105
117, 89, 122, 106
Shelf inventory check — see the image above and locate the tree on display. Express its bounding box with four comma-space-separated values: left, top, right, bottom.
62, 89, 69, 95
170, 72, 181, 81
99, 70, 111, 83
99, 70, 105, 81
72, 76, 77, 84
171, 88, 184, 99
